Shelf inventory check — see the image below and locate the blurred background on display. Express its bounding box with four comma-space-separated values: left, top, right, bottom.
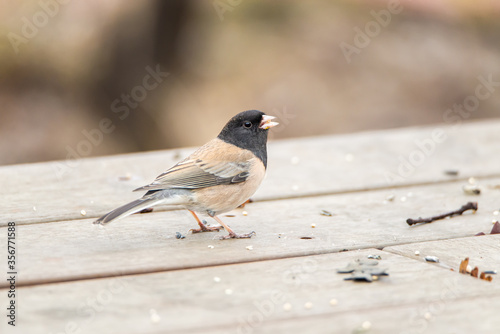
1, 0, 499, 166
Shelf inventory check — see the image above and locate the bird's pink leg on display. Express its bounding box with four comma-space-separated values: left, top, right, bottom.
188, 210, 222, 233
212, 215, 256, 240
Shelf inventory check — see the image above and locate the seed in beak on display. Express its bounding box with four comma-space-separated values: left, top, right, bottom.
259, 115, 279, 129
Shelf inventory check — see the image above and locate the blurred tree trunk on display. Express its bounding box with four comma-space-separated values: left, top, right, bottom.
90, 0, 192, 153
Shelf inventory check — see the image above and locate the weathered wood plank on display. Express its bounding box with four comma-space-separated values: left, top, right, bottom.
2, 176, 499, 287
384, 234, 500, 274
197, 295, 500, 334
1, 249, 498, 334
1, 120, 500, 226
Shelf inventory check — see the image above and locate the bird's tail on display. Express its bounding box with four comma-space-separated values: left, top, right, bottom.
93, 197, 164, 225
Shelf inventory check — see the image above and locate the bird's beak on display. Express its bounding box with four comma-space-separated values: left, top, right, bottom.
259, 115, 279, 130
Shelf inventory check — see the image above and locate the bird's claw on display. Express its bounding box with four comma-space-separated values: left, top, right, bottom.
219, 231, 256, 240
190, 220, 223, 233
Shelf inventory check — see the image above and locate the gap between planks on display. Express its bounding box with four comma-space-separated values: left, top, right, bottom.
3, 119, 500, 227
13, 171, 500, 227
3, 175, 498, 288
5, 248, 498, 334
6, 234, 477, 289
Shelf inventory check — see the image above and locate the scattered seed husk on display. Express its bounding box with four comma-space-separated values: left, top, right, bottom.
475, 221, 500, 236
118, 173, 132, 181
459, 258, 469, 274
175, 232, 185, 239
463, 184, 481, 195
444, 169, 459, 176
490, 221, 500, 234
458, 257, 494, 281
425, 256, 440, 263
149, 309, 160, 323
320, 210, 333, 216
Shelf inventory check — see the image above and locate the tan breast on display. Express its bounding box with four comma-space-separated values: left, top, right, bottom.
187, 153, 266, 215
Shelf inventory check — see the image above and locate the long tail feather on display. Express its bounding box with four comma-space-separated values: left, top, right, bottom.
93, 198, 164, 225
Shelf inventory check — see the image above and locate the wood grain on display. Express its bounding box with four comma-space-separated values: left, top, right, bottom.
2, 120, 499, 334
1, 249, 497, 334
384, 234, 500, 276
2, 176, 499, 287
1, 120, 499, 226
196, 295, 500, 334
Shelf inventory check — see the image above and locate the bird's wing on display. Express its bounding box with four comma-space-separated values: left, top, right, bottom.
134, 159, 251, 191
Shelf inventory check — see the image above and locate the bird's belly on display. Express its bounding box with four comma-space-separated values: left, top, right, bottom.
188, 177, 263, 214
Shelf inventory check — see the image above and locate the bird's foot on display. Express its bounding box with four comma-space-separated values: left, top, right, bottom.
190, 220, 223, 233
219, 231, 256, 240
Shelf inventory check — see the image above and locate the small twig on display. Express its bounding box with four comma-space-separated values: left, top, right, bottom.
406, 202, 478, 226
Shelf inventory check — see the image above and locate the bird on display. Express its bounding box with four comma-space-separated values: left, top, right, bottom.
93, 110, 278, 239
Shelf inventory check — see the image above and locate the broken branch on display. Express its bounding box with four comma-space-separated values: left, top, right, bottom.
406, 202, 478, 226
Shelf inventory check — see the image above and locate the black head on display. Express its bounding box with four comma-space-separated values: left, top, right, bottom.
217, 110, 277, 168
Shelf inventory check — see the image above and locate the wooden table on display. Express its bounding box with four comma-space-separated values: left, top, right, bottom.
1, 119, 500, 333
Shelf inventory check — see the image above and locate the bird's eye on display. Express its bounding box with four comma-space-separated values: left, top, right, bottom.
243, 121, 252, 128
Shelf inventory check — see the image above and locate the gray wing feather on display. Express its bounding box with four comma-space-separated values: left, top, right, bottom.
134, 160, 251, 192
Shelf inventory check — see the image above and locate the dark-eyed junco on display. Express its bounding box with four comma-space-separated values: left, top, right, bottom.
93, 110, 278, 239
